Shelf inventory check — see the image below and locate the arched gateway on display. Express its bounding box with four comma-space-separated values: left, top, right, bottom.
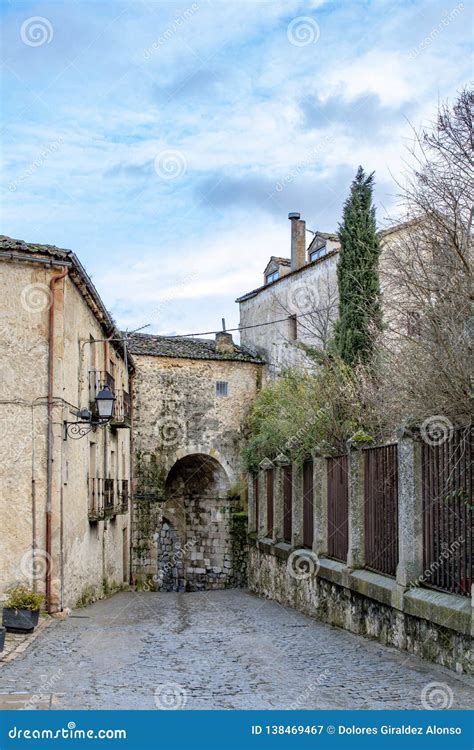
127, 329, 264, 592
155, 453, 232, 591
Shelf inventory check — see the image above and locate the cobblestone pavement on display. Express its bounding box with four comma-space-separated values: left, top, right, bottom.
0, 590, 471, 710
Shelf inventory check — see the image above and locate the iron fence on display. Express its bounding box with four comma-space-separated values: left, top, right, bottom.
364, 444, 399, 577
327, 454, 349, 562
421, 427, 472, 596
283, 465, 293, 543
303, 459, 314, 549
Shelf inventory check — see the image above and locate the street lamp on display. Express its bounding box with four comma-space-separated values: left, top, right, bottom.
95, 385, 115, 420
64, 385, 116, 439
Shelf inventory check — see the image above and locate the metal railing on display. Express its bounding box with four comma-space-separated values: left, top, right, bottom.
364, 444, 399, 577
327, 454, 349, 563
421, 427, 472, 596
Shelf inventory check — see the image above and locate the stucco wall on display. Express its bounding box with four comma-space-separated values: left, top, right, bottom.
0, 258, 131, 610
239, 254, 338, 376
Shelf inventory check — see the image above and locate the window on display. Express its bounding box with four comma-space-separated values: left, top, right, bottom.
309, 244, 327, 263
289, 314, 297, 341
265, 270, 279, 284
216, 381, 228, 397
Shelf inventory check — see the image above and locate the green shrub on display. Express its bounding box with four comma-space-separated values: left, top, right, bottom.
4, 585, 44, 612
242, 360, 374, 472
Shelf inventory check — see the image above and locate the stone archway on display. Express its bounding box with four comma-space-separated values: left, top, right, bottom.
160, 453, 234, 591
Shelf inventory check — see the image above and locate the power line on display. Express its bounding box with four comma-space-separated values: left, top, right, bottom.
160, 310, 320, 339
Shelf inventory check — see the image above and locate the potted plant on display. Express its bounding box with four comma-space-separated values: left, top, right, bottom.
2, 586, 44, 633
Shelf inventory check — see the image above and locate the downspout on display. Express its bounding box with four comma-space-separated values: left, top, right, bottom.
46, 268, 68, 613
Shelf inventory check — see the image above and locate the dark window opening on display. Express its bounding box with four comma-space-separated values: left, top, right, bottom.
216, 381, 228, 397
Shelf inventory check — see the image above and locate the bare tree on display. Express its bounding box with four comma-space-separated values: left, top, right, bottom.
378, 87, 472, 428
272, 266, 339, 354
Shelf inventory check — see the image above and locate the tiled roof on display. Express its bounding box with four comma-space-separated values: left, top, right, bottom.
0, 235, 133, 370
126, 332, 264, 364
270, 256, 291, 266
236, 248, 339, 303
0, 234, 72, 260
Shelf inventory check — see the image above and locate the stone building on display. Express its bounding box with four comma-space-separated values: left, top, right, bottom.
127, 332, 264, 591
0, 236, 132, 611
237, 213, 340, 377
237, 212, 407, 375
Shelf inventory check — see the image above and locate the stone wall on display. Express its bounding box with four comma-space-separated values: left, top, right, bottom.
246, 438, 472, 674
248, 541, 472, 674
131, 354, 261, 591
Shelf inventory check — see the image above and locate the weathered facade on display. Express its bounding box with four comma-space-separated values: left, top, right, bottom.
0, 236, 132, 611
127, 332, 263, 591
237, 212, 407, 375
237, 214, 340, 376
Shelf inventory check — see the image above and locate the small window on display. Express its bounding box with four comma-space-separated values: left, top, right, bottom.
309, 245, 327, 263
289, 314, 297, 341
216, 381, 228, 397
265, 270, 279, 284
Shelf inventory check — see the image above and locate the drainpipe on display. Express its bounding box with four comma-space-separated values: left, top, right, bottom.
46, 268, 68, 613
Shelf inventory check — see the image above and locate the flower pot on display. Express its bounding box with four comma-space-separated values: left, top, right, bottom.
2, 608, 40, 633
0, 626, 5, 652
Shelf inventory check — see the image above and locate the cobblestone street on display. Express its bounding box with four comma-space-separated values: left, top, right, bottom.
0, 590, 471, 710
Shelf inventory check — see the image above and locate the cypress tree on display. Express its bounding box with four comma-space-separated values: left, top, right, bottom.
334, 166, 382, 366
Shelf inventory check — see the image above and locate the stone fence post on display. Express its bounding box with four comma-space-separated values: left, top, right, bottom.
346, 442, 365, 570
313, 455, 328, 558
291, 461, 304, 548
274, 454, 290, 543
257, 468, 266, 539
395, 431, 424, 589
247, 474, 256, 533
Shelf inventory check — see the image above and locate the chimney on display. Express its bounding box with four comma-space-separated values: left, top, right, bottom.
215, 331, 234, 354
216, 320, 234, 354
288, 212, 306, 271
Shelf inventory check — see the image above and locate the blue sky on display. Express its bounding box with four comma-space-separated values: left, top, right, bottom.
1, 0, 471, 336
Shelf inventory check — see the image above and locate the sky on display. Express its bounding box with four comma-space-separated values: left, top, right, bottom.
1, 0, 471, 337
